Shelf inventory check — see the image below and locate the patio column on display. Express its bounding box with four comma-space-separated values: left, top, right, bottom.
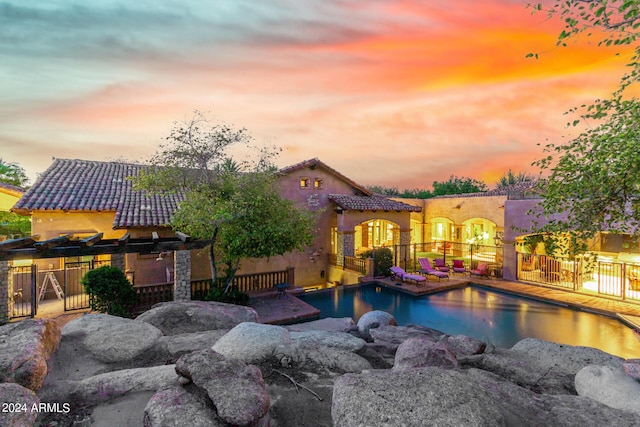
399, 229, 411, 269
0, 261, 12, 325
174, 250, 191, 302
110, 253, 125, 272
336, 231, 355, 266
502, 240, 517, 281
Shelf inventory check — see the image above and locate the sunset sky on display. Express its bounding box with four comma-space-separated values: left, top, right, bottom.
0, 0, 632, 189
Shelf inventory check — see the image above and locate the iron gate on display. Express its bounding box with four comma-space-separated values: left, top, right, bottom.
64, 260, 111, 311
9, 264, 37, 319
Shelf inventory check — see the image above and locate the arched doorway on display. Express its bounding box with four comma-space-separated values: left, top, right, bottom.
354, 219, 400, 254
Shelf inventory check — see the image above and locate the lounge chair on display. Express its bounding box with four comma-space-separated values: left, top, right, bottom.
451, 259, 467, 275
433, 258, 450, 272
417, 258, 449, 281
470, 262, 489, 277
390, 266, 427, 286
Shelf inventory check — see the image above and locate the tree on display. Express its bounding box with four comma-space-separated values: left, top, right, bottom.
432, 175, 486, 196
528, 1, 640, 252
367, 185, 433, 199
0, 158, 28, 188
495, 169, 534, 189
134, 111, 316, 290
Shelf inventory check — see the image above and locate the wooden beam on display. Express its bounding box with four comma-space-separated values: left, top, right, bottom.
175, 231, 190, 242
80, 233, 103, 247
0, 235, 40, 251
0, 237, 214, 261
118, 233, 131, 246
35, 235, 70, 251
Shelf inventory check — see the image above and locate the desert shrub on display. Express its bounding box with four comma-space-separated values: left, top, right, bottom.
359, 247, 394, 277
81, 266, 138, 317
205, 284, 250, 306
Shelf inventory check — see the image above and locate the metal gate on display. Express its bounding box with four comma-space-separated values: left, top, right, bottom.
63, 260, 111, 311
9, 265, 37, 319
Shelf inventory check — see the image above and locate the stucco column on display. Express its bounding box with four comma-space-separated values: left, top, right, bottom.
110, 253, 125, 272
336, 231, 355, 266
502, 241, 517, 281
0, 261, 11, 325
174, 250, 191, 302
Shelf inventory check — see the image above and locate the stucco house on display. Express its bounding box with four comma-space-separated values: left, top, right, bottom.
10, 157, 421, 290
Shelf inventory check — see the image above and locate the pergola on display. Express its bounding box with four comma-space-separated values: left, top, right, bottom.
0, 232, 209, 323
0, 232, 210, 261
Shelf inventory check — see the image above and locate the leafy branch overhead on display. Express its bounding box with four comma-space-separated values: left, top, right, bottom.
528, 0, 640, 252
133, 111, 316, 290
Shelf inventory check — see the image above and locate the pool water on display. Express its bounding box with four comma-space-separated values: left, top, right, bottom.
299, 284, 640, 359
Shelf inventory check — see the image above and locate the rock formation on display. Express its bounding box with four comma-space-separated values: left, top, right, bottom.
0, 301, 636, 426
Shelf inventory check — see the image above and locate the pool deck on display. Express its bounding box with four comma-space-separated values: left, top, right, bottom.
250, 274, 640, 327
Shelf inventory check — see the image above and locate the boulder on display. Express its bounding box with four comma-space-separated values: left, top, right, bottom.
369, 324, 445, 347
357, 311, 397, 338
575, 365, 640, 415
623, 359, 640, 380
41, 365, 179, 406
475, 338, 624, 394
393, 338, 458, 370
136, 301, 258, 336
286, 317, 355, 332
63, 314, 162, 364
438, 334, 486, 356
288, 344, 372, 375
144, 385, 224, 427
175, 350, 270, 426
0, 319, 60, 391
332, 367, 640, 426
291, 330, 366, 352
212, 322, 291, 363
0, 383, 40, 427
160, 330, 229, 360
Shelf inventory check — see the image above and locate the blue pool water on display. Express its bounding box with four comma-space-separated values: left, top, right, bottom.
299, 284, 640, 359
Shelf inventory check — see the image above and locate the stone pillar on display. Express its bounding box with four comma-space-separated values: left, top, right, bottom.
336, 231, 355, 266
110, 253, 125, 272
0, 261, 12, 325
399, 229, 412, 269
174, 250, 191, 302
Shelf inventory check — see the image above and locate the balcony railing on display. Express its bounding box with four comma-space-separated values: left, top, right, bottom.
517, 252, 640, 302
344, 256, 367, 274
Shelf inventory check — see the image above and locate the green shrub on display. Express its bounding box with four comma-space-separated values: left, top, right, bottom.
360, 247, 394, 277
81, 266, 139, 317
205, 284, 250, 306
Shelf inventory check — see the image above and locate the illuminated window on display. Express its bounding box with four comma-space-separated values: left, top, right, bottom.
300, 177, 310, 188
314, 178, 324, 189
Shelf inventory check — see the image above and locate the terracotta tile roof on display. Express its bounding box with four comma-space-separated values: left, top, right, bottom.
279, 158, 371, 196
0, 181, 24, 197
329, 194, 422, 212
13, 159, 183, 228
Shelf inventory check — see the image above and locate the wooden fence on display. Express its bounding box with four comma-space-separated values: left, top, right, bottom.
191, 267, 295, 299
132, 282, 174, 313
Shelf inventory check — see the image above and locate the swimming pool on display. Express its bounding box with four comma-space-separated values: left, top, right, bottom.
298, 284, 640, 359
